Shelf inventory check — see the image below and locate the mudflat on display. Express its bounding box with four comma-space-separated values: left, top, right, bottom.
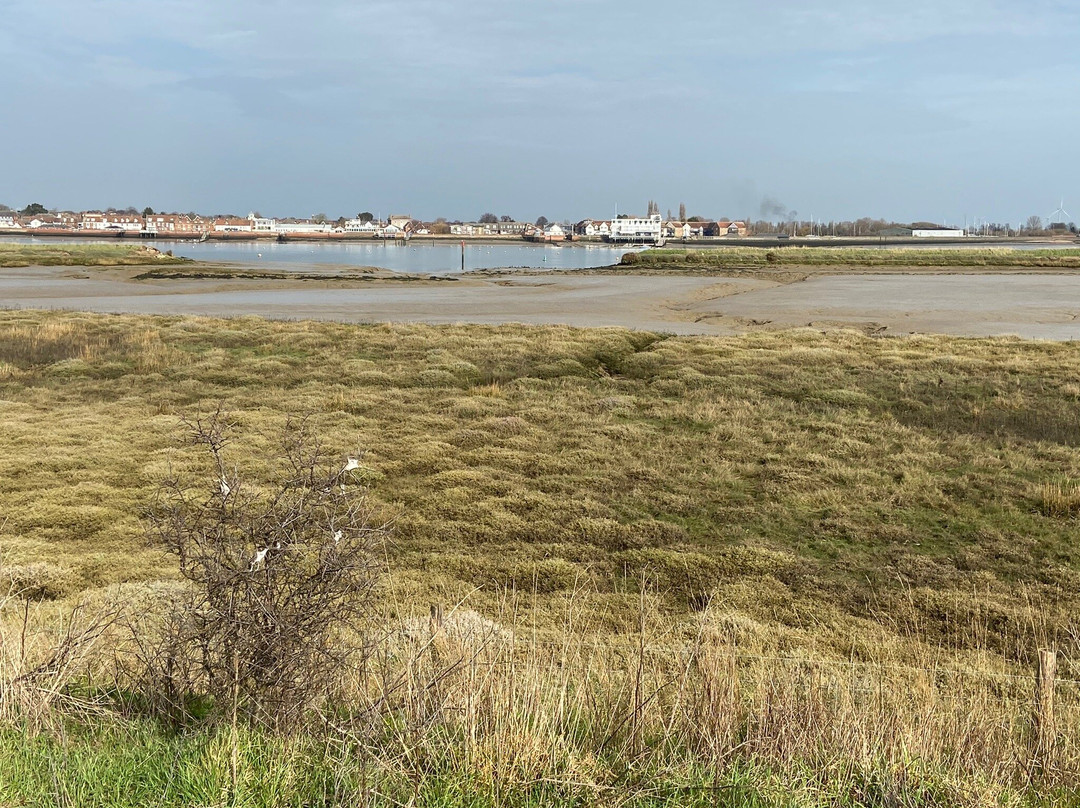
5, 264, 1080, 338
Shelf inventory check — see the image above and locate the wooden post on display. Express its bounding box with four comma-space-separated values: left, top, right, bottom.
1035, 648, 1057, 760
460, 240, 465, 273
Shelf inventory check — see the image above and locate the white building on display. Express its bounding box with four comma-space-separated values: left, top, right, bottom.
579, 220, 611, 237
248, 213, 276, 232
0, 212, 20, 229
543, 223, 566, 242
274, 220, 333, 234
912, 228, 966, 238
607, 214, 664, 244
213, 217, 253, 232
343, 218, 380, 233
82, 213, 144, 231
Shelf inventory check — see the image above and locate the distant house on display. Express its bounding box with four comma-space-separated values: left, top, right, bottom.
273, 219, 333, 234
450, 223, 486, 236
82, 212, 143, 231
667, 220, 718, 239
496, 221, 528, 235
719, 220, 748, 236
29, 214, 65, 228
213, 217, 253, 232
343, 218, 380, 233
388, 215, 413, 230
248, 213, 276, 233
912, 228, 965, 238
543, 223, 567, 242
0, 211, 22, 229
145, 213, 203, 235
577, 219, 611, 237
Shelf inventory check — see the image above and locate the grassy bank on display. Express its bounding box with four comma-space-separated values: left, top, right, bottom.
0, 243, 189, 268
3, 310, 1080, 803
621, 246, 1080, 270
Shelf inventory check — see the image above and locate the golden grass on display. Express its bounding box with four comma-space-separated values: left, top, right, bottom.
1, 589, 1075, 803
5, 309, 1080, 799
0, 309, 1078, 665
625, 246, 1080, 270
0, 242, 188, 267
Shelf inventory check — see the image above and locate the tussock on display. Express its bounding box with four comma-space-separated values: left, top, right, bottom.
2, 309, 1080, 802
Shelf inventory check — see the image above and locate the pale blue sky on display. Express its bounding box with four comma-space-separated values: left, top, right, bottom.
1, 0, 1077, 225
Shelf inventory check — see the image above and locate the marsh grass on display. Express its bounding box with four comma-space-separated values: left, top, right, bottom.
626, 247, 1080, 270
0, 592, 1076, 806
3, 310, 1080, 803
0, 242, 188, 268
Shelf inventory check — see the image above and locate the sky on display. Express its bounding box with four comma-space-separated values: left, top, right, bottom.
1, 0, 1078, 226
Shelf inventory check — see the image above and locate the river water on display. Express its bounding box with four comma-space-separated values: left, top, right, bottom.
0, 236, 634, 274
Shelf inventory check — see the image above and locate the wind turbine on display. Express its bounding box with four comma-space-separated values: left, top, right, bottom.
1048, 198, 1072, 225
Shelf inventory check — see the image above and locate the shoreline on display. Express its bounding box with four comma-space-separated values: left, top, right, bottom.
6, 261, 1080, 339
4, 229, 1077, 249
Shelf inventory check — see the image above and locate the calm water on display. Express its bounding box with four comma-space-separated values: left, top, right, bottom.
1, 236, 633, 274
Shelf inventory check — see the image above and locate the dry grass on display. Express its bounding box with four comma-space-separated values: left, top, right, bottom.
0, 242, 188, 267
2, 309, 1080, 801
0, 310, 1078, 658
623, 246, 1080, 270
0, 590, 1075, 804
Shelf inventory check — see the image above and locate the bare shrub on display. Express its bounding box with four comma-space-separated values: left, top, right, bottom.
0, 591, 121, 727
144, 410, 387, 730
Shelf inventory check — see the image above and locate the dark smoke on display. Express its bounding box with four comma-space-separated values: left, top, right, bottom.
759, 196, 790, 221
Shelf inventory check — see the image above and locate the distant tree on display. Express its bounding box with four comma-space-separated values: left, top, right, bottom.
678, 203, 686, 222
1026, 215, 1043, 233
478, 213, 498, 224
666, 209, 672, 221
123, 206, 139, 215
500, 215, 513, 222
336, 216, 347, 227
20, 202, 47, 216
0, 203, 12, 211
687, 215, 706, 222
535, 216, 549, 228
142, 207, 154, 216
431, 220, 450, 235
312, 212, 328, 224
356, 212, 374, 223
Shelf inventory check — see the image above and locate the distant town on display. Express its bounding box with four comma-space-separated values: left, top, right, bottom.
0, 203, 1075, 246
